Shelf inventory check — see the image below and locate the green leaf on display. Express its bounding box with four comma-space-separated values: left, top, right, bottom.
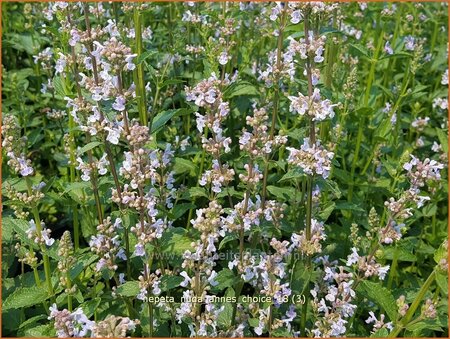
151, 109, 180, 133
266, 186, 296, 201
219, 234, 239, 250
171, 203, 195, 219
18, 314, 47, 329
116, 281, 140, 297
382, 247, 417, 262
3, 286, 49, 311
81, 298, 101, 318
435, 271, 448, 296
421, 203, 437, 217
223, 81, 258, 98
272, 327, 292, 337
358, 281, 397, 321
183, 187, 208, 199
2, 217, 30, 243
370, 328, 389, 337
161, 79, 185, 88
69, 253, 98, 280
374, 118, 393, 141
5, 33, 40, 55
406, 319, 443, 333
211, 268, 237, 291
319, 201, 335, 221
350, 43, 370, 58
173, 157, 198, 175
316, 178, 342, 199
334, 201, 365, 212
23, 324, 55, 337
278, 167, 304, 182
160, 275, 184, 292
381, 159, 397, 178
434, 242, 447, 264
379, 51, 412, 60
436, 128, 448, 153
52, 76, 68, 97
77, 141, 102, 155
217, 288, 235, 327
248, 317, 259, 328
63, 182, 90, 204
356, 106, 374, 116
160, 227, 192, 257
136, 50, 157, 65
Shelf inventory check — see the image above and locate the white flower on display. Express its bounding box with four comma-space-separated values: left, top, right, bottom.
118, 273, 126, 284
290, 10, 303, 24
442, 69, 448, 86
205, 88, 217, 104
239, 131, 252, 147
288, 88, 336, 121
195, 113, 206, 133
112, 96, 126, 111
269, 3, 282, 21
117, 249, 127, 260
152, 280, 161, 295
18, 158, 34, 176
134, 243, 145, 256
384, 41, 394, 55
404, 36, 415, 51
431, 142, 442, 153
125, 54, 137, 71
55, 53, 66, 74
208, 270, 219, 286
218, 51, 229, 65
105, 126, 121, 145
42, 229, 55, 246
377, 265, 390, 280
432, 97, 448, 110
222, 137, 232, 153
69, 29, 80, 47
97, 154, 109, 175
346, 247, 360, 266
180, 271, 192, 287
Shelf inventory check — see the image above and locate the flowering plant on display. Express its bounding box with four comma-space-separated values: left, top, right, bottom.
2, 2, 448, 338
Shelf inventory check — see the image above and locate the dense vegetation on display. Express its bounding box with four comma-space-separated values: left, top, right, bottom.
1, 2, 448, 337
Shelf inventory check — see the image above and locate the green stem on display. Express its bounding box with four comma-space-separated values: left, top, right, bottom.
388, 270, 436, 338
387, 244, 398, 290
67, 274, 73, 312
148, 301, 154, 337
305, 176, 313, 240
348, 118, 364, 201
150, 59, 171, 134
300, 257, 312, 336
33, 267, 50, 315
134, 8, 148, 126
68, 114, 80, 250
349, 20, 384, 201
261, 5, 287, 208
26, 179, 54, 299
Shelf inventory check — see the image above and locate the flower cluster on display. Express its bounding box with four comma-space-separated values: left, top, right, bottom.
89, 217, 126, 272
346, 247, 390, 280
26, 219, 55, 247
290, 219, 327, 256
2, 115, 34, 177
49, 304, 138, 338
310, 260, 357, 337
288, 88, 336, 121
239, 105, 287, 155
287, 138, 334, 179
403, 155, 444, 188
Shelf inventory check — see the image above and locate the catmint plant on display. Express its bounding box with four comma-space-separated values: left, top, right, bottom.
1, 2, 448, 338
